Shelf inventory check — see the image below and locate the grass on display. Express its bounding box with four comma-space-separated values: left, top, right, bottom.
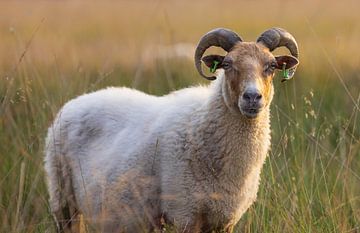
0, 0, 359, 232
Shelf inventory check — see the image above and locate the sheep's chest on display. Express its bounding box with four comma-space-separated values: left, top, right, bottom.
204, 166, 262, 229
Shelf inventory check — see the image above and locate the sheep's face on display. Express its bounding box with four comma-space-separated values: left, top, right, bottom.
202, 42, 298, 119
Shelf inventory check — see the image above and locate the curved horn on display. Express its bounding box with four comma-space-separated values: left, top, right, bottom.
194, 28, 242, 80
257, 28, 299, 78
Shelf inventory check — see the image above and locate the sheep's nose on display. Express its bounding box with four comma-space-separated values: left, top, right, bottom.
243, 91, 262, 103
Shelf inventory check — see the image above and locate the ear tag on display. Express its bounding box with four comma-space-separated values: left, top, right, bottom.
210, 60, 219, 73
281, 62, 290, 82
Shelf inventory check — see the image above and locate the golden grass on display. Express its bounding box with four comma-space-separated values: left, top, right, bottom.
0, 0, 359, 71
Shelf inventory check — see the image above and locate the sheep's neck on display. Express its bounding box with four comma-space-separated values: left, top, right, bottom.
187, 83, 271, 188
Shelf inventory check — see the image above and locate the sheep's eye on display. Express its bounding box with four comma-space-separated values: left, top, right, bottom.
265, 62, 277, 73
222, 62, 231, 70
270, 62, 277, 69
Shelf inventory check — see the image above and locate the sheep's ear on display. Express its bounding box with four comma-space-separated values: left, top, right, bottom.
275, 55, 299, 69
202, 55, 225, 69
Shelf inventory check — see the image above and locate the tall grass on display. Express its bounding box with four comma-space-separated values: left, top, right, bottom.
0, 0, 359, 232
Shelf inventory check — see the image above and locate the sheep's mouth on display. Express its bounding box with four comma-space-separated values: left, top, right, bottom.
241, 107, 261, 118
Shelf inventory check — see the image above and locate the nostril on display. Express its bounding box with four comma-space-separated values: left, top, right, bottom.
243, 92, 262, 102
243, 93, 251, 100
256, 94, 262, 100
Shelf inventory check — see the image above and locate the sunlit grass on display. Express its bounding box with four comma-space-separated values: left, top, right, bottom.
0, 0, 359, 232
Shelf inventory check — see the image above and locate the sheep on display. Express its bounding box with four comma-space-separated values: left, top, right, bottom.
44, 27, 299, 233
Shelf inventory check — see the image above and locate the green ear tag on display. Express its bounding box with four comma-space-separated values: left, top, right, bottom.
210, 61, 219, 73
281, 62, 290, 82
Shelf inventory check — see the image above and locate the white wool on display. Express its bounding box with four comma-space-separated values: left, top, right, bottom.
44, 73, 271, 232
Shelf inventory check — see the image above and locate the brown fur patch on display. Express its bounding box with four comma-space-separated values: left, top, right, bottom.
224, 42, 275, 108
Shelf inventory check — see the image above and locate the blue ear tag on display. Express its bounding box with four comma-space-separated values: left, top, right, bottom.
210, 61, 219, 73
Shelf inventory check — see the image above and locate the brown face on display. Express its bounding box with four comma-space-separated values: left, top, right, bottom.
222, 42, 276, 118
201, 42, 299, 119
197, 28, 299, 118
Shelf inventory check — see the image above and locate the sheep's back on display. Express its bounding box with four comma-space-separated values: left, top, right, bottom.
46, 85, 211, 224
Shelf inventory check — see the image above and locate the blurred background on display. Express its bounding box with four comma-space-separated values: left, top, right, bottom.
0, 0, 359, 232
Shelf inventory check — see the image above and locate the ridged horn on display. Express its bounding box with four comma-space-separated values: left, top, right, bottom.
194, 28, 242, 80
257, 28, 299, 78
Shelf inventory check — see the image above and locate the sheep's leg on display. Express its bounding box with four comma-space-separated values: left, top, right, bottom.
175, 214, 206, 233
183, 215, 234, 233
52, 204, 80, 233
50, 174, 80, 233
46, 149, 80, 233
51, 203, 80, 232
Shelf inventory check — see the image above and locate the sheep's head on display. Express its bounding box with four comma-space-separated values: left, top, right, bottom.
194, 28, 299, 118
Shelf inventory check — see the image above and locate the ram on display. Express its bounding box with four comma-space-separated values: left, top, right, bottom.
45, 28, 299, 233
